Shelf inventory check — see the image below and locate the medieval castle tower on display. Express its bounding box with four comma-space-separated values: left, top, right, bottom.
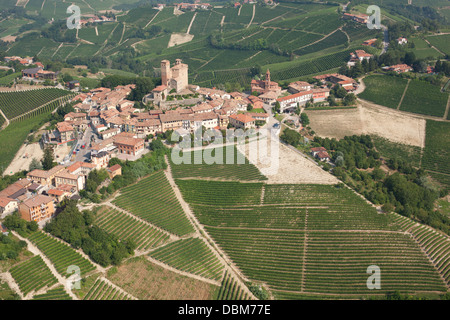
161, 59, 189, 93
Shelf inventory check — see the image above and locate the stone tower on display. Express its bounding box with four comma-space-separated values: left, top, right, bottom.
161, 60, 171, 86
265, 69, 271, 88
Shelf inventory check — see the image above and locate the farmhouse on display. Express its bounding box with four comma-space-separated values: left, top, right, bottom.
107, 164, 122, 179
22, 67, 58, 81
362, 38, 377, 46
311, 147, 330, 161
276, 91, 313, 112
314, 74, 357, 91
398, 37, 408, 45
348, 50, 373, 66
342, 13, 368, 24
382, 64, 413, 73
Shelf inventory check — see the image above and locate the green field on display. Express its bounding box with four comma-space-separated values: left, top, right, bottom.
0, 88, 71, 120
84, 278, 132, 300
149, 237, 224, 281
28, 231, 96, 277
426, 34, 450, 56
113, 170, 194, 236
371, 135, 422, 168
95, 206, 170, 251
399, 80, 449, 118
169, 146, 267, 181
176, 180, 448, 298
9, 255, 58, 296
358, 75, 408, 109
422, 120, 450, 181
32, 286, 72, 300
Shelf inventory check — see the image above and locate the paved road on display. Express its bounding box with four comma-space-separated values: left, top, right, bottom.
70, 126, 97, 164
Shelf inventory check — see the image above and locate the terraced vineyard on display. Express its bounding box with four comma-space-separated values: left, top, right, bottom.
27, 231, 96, 277
149, 238, 224, 281
216, 271, 250, 300
169, 146, 267, 181
9, 255, 58, 296
84, 278, 133, 300
32, 286, 72, 300
114, 170, 194, 236
410, 224, 450, 287
177, 180, 449, 298
95, 206, 170, 251
0, 88, 71, 119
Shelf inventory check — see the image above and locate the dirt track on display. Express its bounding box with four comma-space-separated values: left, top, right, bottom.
4, 143, 43, 175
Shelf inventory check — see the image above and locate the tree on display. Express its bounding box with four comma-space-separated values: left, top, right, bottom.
41, 147, 55, 170
343, 93, 356, 106
29, 158, 42, 171
300, 113, 309, 126
247, 104, 253, 112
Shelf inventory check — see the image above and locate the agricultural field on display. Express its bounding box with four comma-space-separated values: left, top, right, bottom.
422, 120, 450, 182
215, 271, 250, 300
177, 179, 448, 298
169, 146, 267, 181
94, 206, 170, 252
426, 34, 450, 56
371, 135, 422, 168
0, 110, 53, 173
32, 286, 72, 300
27, 231, 96, 277
9, 255, 58, 296
148, 238, 224, 281
176, 179, 263, 206
0, 88, 72, 120
358, 75, 409, 109
107, 256, 219, 300
84, 278, 133, 300
113, 170, 194, 236
399, 80, 449, 118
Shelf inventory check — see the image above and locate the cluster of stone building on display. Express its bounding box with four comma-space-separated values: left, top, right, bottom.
0, 162, 122, 223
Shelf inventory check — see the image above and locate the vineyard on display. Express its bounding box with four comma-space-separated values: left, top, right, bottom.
95, 206, 170, 251
148, 237, 224, 281
9, 255, 58, 296
399, 80, 449, 117
0, 88, 72, 120
176, 179, 448, 298
216, 271, 250, 300
410, 224, 450, 287
84, 278, 133, 300
371, 135, 422, 168
27, 231, 96, 277
176, 179, 263, 206
358, 75, 409, 109
422, 120, 450, 183
32, 286, 72, 300
169, 146, 267, 181
114, 170, 194, 236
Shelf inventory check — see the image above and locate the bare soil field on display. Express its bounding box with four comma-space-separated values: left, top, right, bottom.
305, 102, 426, 148
237, 135, 338, 184
107, 257, 218, 300
168, 33, 194, 48
4, 143, 43, 175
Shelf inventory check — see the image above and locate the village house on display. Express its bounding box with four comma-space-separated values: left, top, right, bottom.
54, 171, 85, 191
246, 112, 269, 124
229, 114, 256, 130
0, 197, 18, 218
19, 195, 55, 222
91, 151, 111, 169
288, 81, 312, 94
46, 189, 70, 203
107, 164, 122, 179
276, 91, 313, 113
27, 165, 66, 186
114, 136, 145, 156
56, 122, 75, 144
